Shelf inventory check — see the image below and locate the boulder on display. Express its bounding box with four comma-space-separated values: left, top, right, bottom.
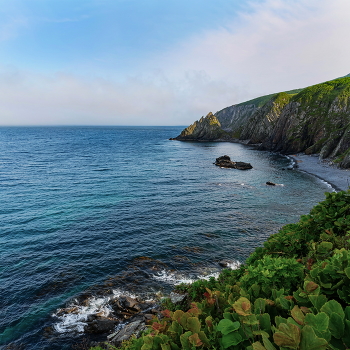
170, 292, 187, 304
84, 317, 118, 334
119, 296, 141, 312
218, 259, 233, 268
214, 155, 252, 170
111, 296, 141, 315
266, 181, 276, 186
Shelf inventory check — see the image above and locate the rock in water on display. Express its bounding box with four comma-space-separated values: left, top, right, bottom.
214, 155, 252, 170
266, 181, 276, 186
84, 317, 118, 334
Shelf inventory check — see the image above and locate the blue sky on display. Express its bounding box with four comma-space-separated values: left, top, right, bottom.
0, 0, 350, 125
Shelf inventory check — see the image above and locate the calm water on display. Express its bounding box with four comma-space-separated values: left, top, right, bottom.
0, 126, 331, 349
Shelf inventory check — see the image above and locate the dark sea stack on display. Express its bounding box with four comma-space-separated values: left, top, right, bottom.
215, 155, 253, 170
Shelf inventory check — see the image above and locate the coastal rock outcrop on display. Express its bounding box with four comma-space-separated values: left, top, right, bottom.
172, 112, 231, 141
214, 155, 253, 170
173, 77, 350, 168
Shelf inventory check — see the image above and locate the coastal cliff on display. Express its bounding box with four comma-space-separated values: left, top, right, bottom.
173, 76, 350, 168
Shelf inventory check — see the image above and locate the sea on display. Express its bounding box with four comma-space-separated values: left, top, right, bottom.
0, 126, 333, 349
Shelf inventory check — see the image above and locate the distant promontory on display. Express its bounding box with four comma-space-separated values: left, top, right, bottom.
172, 75, 350, 168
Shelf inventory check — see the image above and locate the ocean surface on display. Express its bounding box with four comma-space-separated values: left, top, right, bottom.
0, 126, 333, 349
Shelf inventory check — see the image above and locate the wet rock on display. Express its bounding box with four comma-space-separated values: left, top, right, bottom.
119, 296, 141, 312
170, 292, 187, 304
219, 259, 233, 268
110, 296, 141, 316
138, 301, 156, 311
84, 317, 118, 334
108, 320, 146, 346
215, 155, 252, 170
143, 314, 154, 322
266, 181, 276, 186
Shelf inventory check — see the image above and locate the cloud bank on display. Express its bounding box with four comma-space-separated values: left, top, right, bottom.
1, 0, 350, 125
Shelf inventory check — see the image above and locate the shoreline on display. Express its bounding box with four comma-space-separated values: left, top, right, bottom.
289, 153, 350, 192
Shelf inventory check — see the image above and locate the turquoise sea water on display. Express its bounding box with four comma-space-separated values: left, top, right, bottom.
0, 126, 331, 349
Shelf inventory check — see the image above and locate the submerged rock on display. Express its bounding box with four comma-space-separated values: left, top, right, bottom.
215, 155, 253, 170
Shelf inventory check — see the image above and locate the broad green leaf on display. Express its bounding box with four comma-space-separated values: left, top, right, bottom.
170, 342, 181, 350
179, 331, 192, 350
233, 297, 252, 316
304, 312, 329, 333
160, 344, 171, 350
258, 313, 271, 333
321, 300, 345, 319
262, 336, 277, 350
300, 325, 328, 350
304, 281, 319, 294
141, 336, 153, 350
241, 314, 259, 325
222, 331, 243, 348
291, 305, 305, 325
309, 294, 328, 311
275, 316, 287, 328
172, 310, 184, 322
342, 319, 350, 347
329, 312, 345, 339
223, 312, 234, 321
168, 320, 183, 336
273, 323, 300, 349
187, 317, 201, 334
217, 319, 240, 335
198, 331, 210, 347
254, 298, 266, 314
252, 341, 267, 350
188, 333, 203, 347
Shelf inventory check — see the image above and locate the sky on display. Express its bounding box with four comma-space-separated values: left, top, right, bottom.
0, 0, 350, 126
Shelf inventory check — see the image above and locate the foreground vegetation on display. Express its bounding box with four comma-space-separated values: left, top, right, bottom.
92, 190, 350, 350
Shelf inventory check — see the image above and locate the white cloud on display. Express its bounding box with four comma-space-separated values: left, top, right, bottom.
1, 0, 350, 125
151, 0, 350, 96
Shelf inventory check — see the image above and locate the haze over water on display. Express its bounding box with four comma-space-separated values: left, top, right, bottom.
0, 126, 331, 349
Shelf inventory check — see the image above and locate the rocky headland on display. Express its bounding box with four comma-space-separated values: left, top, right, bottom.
172, 76, 350, 169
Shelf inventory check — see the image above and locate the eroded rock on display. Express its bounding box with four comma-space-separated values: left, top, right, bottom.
215, 155, 253, 170
84, 317, 118, 334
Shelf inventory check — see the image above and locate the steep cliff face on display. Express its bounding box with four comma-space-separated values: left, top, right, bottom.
264, 78, 350, 168
239, 92, 293, 143
173, 77, 350, 168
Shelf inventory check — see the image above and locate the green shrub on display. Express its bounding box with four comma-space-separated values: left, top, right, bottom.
91, 190, 350, 350
240, 256, 304, 295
